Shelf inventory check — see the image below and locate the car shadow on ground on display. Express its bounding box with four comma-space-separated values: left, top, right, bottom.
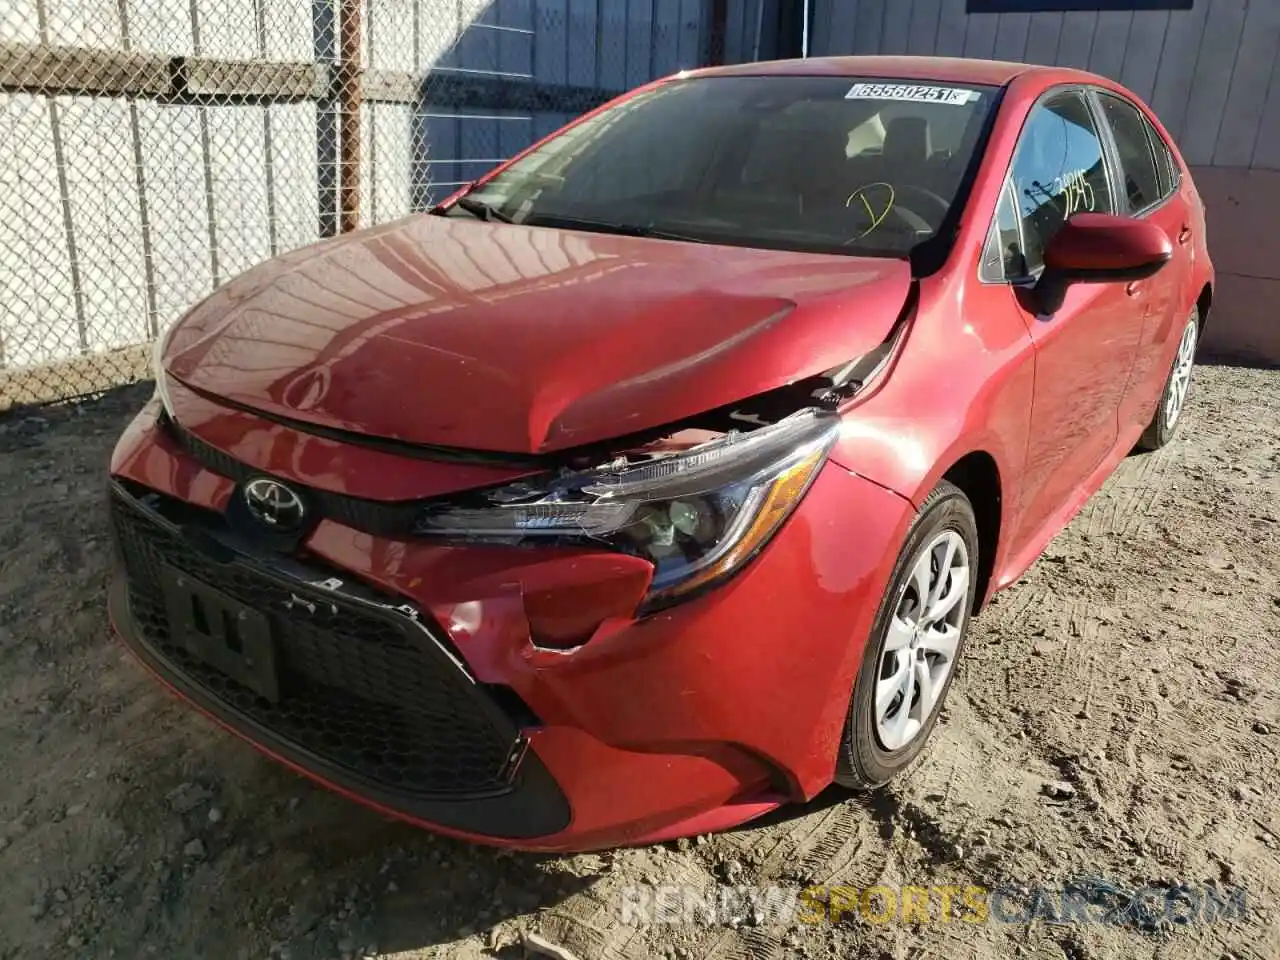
365, 789, 862, 958
340, 784, 870, 956
353, 835, 598, 956
725, 777, 949, 859
1197, 350, 1279, 371
147, 737, 602, 959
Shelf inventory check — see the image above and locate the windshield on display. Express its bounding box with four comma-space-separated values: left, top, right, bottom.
444, 75, 998, 258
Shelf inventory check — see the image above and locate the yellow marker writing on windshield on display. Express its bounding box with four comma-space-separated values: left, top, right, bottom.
845, 182, 896, 240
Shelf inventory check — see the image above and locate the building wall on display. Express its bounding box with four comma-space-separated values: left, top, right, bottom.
424, 0, 707, 198
805, 0, 1280, 363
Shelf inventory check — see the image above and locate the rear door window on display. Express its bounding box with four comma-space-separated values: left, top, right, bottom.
1097, 93, 1163, 214
1146, 115, 1180, 199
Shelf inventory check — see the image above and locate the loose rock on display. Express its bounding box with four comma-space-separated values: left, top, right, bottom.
166, 783, 213, 814
1041, 780, 1076, 800
523, 931, 584, 960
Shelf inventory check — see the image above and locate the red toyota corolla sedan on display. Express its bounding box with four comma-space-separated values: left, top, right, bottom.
109, 56, 1213, 851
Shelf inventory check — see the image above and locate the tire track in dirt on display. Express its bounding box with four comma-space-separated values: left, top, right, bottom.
539, 855, 716, 960
1085, 439, 1183, 541
698, 926, 788, 960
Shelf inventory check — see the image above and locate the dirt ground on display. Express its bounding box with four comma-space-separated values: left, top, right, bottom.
0, 361, 1277, 960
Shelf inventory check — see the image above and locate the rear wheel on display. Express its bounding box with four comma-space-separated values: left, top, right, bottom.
1137, 309, 1199, 451
835, 480, 978, 789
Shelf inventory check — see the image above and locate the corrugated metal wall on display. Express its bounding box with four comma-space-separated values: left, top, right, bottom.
422, 0, 707, 198
718, 0, 798, 64
721, 0, 763, 61
806, 0, 1280, 172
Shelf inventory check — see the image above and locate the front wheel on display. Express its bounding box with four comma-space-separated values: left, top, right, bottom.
835, 480, 979, 789
1136, 308, 1199, 451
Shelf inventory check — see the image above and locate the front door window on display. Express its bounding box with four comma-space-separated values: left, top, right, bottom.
1008, 91, 1114, 273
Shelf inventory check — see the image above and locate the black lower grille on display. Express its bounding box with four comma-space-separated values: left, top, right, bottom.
110, 486, 520, 799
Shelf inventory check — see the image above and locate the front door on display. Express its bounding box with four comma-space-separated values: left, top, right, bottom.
1002, 90, 1147, 554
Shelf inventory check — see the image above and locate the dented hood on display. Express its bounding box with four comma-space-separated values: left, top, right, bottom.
163, 215, 912, 454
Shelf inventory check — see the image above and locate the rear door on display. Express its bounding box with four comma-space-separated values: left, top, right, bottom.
1092, 90, 1193, 432
993, 89, 1146, 557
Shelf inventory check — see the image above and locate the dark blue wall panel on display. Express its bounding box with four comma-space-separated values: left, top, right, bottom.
417, 0, 715, 207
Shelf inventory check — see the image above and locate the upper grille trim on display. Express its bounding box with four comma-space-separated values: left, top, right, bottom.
159, 413, 428, 537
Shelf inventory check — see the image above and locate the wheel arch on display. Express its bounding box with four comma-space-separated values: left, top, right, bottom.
939, 450, 1003, 613
1195, 282, 1213, 333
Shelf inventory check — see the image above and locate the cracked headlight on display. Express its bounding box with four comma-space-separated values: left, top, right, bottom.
417, 409, 840, 607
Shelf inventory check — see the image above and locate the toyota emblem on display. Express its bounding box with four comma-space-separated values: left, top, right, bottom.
243, 477, 306, 530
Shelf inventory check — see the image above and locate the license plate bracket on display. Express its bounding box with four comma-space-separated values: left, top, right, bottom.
158, 565, 280, 703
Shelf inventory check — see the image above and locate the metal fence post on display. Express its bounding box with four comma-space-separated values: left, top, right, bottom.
314, 0, 339, 238
338, 0, 363, 233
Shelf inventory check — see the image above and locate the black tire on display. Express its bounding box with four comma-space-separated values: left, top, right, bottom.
1136, 307, 1199, 452
834, 480, 979, 789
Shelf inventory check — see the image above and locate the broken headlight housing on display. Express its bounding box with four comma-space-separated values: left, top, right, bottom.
417, 409, 840, 606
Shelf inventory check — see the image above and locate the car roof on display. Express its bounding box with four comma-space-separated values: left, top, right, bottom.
689, 55, 1048, 89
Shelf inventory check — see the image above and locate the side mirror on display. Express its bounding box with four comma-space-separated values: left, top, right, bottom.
1034, 213, 1173, 313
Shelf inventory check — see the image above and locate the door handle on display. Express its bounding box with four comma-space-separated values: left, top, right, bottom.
1177, 225, 1193, 245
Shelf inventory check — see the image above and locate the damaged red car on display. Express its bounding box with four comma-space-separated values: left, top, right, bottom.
110, 56, 1214, 851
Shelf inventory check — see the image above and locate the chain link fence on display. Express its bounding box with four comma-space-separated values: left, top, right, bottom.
0, 0, 725, 410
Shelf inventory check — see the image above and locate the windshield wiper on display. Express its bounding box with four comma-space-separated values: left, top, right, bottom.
453, 196, 515, 223
522, 212, 708, 243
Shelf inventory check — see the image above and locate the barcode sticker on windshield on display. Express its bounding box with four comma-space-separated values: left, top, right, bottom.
845, 83, 978, 106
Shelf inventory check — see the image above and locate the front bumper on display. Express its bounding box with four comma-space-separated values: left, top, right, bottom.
108, 482, 572, 838
109, 397, 914, 850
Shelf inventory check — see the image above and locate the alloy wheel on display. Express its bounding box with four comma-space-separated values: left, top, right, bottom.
1165, 319, 1198, 429
875, 530, 970, 751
